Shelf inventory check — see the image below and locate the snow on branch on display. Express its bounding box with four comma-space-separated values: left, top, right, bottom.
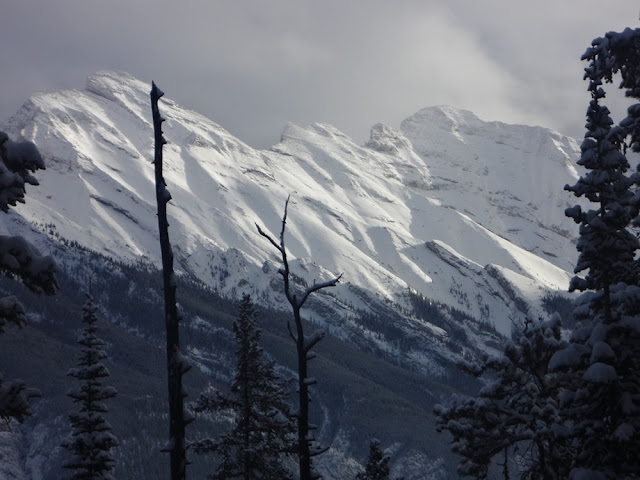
0, 132, 46, 213
0, 296, 26, 332
298, 273, 343, 308
0, 133, 57, 297
0, 235, 57, 295
0, 375, 41, 423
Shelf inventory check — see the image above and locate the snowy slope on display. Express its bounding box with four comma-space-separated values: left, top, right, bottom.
401, 105, 581, 271
1, 71, 581, 342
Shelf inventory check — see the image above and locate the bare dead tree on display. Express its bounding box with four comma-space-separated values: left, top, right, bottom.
151, 81, 191, 480
256, 196, 342, 480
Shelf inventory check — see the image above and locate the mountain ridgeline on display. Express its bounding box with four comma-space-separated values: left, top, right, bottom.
0, 71, 580, 479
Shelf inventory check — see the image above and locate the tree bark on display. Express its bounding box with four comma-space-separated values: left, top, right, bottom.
151, 82, 189, 480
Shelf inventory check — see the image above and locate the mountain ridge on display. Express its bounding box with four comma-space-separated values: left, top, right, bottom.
1, 71, 580, 340
0, 70, 588, 479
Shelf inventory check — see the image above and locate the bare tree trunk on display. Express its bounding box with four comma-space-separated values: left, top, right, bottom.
151, 81, 190, 480
501, 446, 509, 480
257, 196, 341, 480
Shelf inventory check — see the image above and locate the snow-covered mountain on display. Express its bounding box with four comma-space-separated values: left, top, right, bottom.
2, 71, 579, 338
0, 71, 586, 479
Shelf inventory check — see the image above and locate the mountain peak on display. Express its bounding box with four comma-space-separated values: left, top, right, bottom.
85, 71, 149, 105
0, 73, 588, 479
364, 123, 412, 155
3, 71, 581, 339
408, 105, 483, 132
87, 70, 146, 94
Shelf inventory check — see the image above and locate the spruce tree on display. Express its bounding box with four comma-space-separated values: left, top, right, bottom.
0, 132, 57, 422
63, 292, 118, 480
356, 439, 391, 480
193, 294, 295, 480
435, 316, 570, 479
549, 27, 640, 478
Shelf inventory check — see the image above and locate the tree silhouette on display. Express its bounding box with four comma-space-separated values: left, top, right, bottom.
0, 132, 57, 423
550, 27, 640, 478
356, 439, 391, 480
436, 316, 570, 478
256, 196, 342, 480
63, 292, 118, 479
150, 81, 191, 480
193, 294, 295, 480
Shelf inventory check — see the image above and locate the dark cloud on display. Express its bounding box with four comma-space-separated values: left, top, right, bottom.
1, 1, 638, 148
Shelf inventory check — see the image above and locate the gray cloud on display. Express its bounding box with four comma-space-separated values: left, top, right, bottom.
1, 0, 638, 148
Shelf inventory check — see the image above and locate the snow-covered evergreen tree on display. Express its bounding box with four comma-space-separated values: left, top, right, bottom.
355, 438, 391, 480
63, 292, 118, 480
193, 294, 295, 480
0, 132, 57, 422
549, 27, 640, 479
564, 71, 640, 315
435, 316, 570, 479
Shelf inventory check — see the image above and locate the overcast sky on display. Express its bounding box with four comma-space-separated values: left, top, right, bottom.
2, 1, 638, 148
